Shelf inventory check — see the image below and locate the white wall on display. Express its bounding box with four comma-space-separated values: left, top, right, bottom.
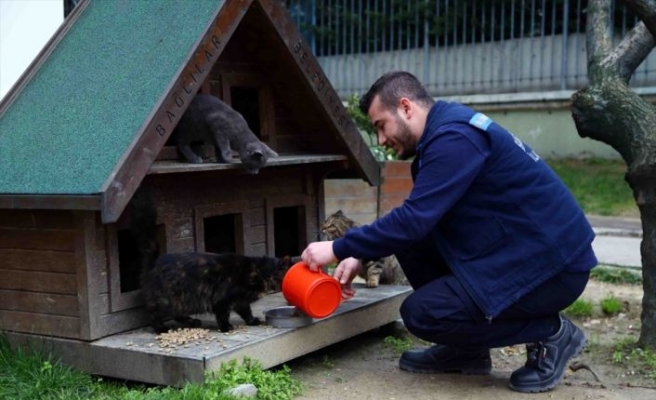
0, 0, 63, 100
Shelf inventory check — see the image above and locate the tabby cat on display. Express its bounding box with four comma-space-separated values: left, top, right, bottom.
321, 210, 408, 288
129, 188, 293, 333
168, 93, 278, 174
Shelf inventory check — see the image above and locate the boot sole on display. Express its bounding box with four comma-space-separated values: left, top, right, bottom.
399, 358, 492, 375
508, 327, 587, 393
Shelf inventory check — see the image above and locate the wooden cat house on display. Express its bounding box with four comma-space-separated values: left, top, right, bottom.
0, 0, 411, 386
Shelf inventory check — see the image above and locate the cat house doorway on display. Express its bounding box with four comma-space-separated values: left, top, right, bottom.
194, 201, 249, 255
203, 214, 242, 253
109, 223, 166, 312
230, 86, 261, 138
273, 206, 304, 257
217, 71, 275, 144
266, 195, 310, 258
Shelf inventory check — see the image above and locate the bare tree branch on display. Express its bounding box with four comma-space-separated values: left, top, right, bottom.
622, 0, 656, 37
601, 22, 655, 82
587, 0, 614, 82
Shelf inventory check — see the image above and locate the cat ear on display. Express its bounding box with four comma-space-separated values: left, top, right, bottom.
261, 143, 278, 157
336, 210, 344, 216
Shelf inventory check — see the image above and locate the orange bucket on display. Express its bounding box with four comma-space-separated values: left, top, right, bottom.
282, 261, 342, 318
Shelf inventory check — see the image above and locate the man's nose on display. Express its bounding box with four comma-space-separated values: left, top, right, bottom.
378, 132, 386, 146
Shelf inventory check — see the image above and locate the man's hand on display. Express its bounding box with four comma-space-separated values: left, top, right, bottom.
333, 257, 361, 299
333, 257, 361, 285
301, 241, 338, 271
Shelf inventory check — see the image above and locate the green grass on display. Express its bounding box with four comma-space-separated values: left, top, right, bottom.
382, 336, 414, 355
600, 295, 623, 316
0, 335, 303, 400
591, 265, 642, 285
612, 337, 656, 378
0, 335, 99, 400
321, 355, 335, 369
545, 158, 638, 217
564, 299, 595, 318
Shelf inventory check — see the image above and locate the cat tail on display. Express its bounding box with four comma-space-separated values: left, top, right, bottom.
129, 187, 160, 271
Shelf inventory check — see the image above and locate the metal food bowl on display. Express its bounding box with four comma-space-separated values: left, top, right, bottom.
265, 306, 313, 328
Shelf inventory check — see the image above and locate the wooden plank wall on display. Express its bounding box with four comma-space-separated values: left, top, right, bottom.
0, 210, 82, 338
324, 161, 412, 226
147, 165, 320, 257
0, 208, 148, 341
87, 165, 325, 339
0, 165, 328, 341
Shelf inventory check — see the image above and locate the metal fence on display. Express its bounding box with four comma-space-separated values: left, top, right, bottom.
284, 0, 656, 98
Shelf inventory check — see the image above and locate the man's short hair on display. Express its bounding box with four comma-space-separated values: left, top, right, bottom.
359, 71, 434, 115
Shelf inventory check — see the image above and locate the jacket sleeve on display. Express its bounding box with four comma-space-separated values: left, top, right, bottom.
333, 125, 491, 261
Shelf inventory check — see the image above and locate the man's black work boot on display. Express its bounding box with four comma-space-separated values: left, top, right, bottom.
508, 315, 587, 393
399, 344, 492, 375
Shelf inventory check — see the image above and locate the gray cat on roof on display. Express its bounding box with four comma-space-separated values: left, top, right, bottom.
169, 94, 278, 174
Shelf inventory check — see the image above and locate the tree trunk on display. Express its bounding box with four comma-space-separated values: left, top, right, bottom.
571, 0, 656, 348
628, 165, 656, 349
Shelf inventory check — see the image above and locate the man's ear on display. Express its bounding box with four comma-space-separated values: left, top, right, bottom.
399, 97, 413, 119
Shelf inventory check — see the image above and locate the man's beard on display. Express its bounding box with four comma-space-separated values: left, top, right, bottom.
395, 117, 416, 160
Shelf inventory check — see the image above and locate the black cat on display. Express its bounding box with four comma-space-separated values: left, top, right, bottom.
129, 188, 292, 333
141, 252, 292, 333
168, 94, 278, 174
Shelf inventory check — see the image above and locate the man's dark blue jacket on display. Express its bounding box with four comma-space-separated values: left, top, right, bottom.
333, 101, 597, 319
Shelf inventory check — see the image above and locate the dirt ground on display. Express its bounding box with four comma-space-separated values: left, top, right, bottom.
287, 279, 656, 399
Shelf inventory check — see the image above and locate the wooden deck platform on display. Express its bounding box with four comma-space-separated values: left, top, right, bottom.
5, 284, 411, 387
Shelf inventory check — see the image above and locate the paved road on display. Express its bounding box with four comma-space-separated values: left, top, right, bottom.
592, 233, 641, 268
588, 215, 642, 269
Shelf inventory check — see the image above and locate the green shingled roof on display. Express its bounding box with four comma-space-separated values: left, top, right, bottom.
0, 0, 222, 195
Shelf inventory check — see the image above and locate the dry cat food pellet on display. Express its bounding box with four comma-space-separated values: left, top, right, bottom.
155, 328, 211, 348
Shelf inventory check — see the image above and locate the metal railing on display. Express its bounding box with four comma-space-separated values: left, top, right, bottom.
284, 0, 656, 99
